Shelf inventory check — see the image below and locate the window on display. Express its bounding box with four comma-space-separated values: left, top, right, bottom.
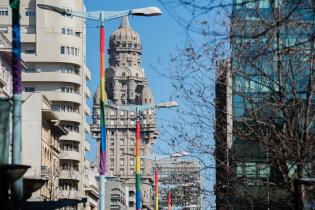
130, 159, 134, 166
110, 110, 115, 116
130, 139, 134, 146
75, 32, 81, 37
140, 159, 144, 166
61, 28, 65, 34
61, 87, 74, 93
66, 47, 70, 55
71, 47, 74, 55
60, 46, 65, 54
120, 139, 124, 146
110, 138, 114, 146
120, 120, 124, 125
25, 26, 35, 34
110, 149, 114, 156
0, 7, 8, 16
141, 149, 144, 156
0, 26, 8, 33
120, 110, 125, 116
24, 48, 36, 54
25, 87, 35, 92
120, 169, 124, 175
110, 158, 114, 166
25, 8, 35, 16
25, 66, 37, 73
259, 0, 270, 8
120, 159, 124, 166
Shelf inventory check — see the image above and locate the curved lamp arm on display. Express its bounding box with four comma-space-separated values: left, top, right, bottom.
37, 4, 162, 22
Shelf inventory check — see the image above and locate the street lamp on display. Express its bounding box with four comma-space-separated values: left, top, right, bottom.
106, 101, 178, 210
37, 4, 161, 210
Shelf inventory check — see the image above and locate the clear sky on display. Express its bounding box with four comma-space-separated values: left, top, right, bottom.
84, 0, 187, 160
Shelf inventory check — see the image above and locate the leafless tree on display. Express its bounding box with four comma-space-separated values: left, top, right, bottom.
156, 0, 315, 209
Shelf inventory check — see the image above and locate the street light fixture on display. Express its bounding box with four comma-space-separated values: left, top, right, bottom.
37, 4, 161, 210
37, 4, 161, 21
106, 101, 178, 210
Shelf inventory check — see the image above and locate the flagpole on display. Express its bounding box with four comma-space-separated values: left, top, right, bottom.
10, 0, 23, 205
99, 16, 107, 210
136, 107, 141, 210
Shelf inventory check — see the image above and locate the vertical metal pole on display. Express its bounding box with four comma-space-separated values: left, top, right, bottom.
168, 191, 171, 210
99, 14, 107, 210
10, 0, 23, 205
155, 167, 158, 210
136, 107, 141, 210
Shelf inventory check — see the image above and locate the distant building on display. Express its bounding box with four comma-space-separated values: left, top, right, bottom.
91, 16, 158, 210
152, 157, 202, 210
214, 60, 233, 210
103, 176, 128, 210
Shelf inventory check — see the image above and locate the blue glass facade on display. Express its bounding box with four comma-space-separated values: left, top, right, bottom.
229, 0, 315, 209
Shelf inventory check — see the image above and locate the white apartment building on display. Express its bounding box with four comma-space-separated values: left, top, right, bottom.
0, 0, 97, 207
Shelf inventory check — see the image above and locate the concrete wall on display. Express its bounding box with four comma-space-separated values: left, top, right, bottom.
22, 92, 42, 178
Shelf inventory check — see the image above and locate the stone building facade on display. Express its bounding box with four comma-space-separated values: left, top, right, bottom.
91, 17, 158, 210
0, 0, 96, 206
22, 92, 68, 200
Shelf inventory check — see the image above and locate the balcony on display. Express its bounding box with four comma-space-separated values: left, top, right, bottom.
84, 67, 91, 80
84, 85, 91, 98
59, 132, 81, 142
55, 111, 81, 123
84, 104, 91, 116
84, 122, 90, 133
41, 91, 81, 104
60, 150, 81, 161
83, 140, 90, 152
58, 190, 81, 199
59, 169, 80, 180
22, 72, 82, 85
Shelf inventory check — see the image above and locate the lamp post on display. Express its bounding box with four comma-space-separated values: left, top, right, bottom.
107, 101, 178, 210
155, 166, 158, 210
37, 5, 161, 210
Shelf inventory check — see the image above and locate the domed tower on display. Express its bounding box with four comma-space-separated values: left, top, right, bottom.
105, 16, 154, 106
108, 16, 142, 68
91, 17, 158, 210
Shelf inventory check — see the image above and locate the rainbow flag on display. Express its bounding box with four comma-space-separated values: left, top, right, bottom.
99, 26, 107, 175
136, 119, 141, 210
10, 0, 22, 94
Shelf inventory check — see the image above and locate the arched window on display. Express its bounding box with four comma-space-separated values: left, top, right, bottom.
122, 72, 126, 77
122, 42, 126, 47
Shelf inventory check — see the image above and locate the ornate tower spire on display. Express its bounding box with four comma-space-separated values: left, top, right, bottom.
108, 16, 142, 68
120, 16, 130, 28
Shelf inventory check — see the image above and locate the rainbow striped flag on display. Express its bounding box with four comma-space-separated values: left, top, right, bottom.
99, 26, 107, 175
